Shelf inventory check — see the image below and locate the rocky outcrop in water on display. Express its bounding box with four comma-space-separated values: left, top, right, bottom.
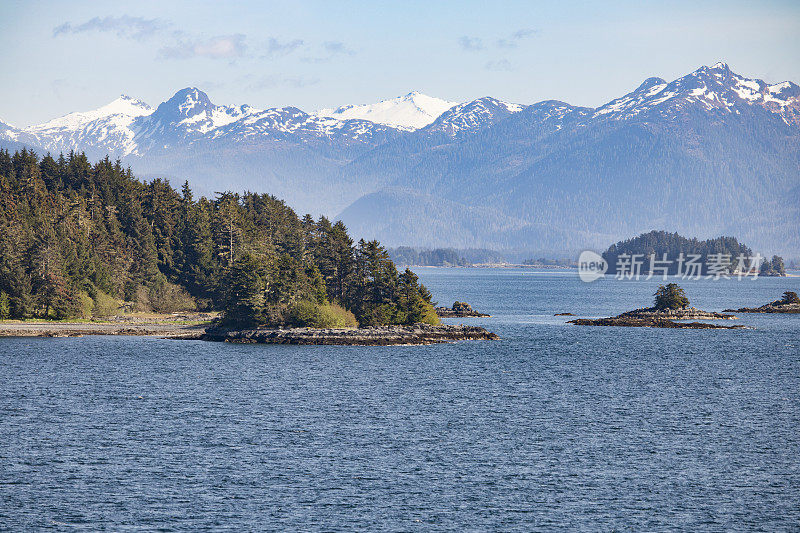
569, 317, 745, 329
203, 323, 499, 345
616, 307, 737, 320
435, 302, 490, 318
724, 303, 800, 313
568, 306, 743, 329
724, 293, 800, 314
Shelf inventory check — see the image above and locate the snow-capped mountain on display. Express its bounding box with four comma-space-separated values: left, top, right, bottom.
316, 91, 458, 130
141, 87, 261, 137
24, 95, 153, 156
594, 62, 800, 125
208, 106, 401, 145
422, 97, 525, 138
4, 88, 404, 160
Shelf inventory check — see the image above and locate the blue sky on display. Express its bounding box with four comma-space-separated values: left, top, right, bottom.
1, 0, 799, 126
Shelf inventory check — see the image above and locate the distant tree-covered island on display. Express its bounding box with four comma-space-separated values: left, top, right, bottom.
388, 247, 470, 267
0, 149, 443, 331
387, 247, 508, 267
602, 230, 786, 276
522, 257, 575, 268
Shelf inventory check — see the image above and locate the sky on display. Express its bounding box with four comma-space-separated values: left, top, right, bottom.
1, 0, 799, 127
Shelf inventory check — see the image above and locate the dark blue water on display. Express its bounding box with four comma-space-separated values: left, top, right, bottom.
1, 269, 799, 531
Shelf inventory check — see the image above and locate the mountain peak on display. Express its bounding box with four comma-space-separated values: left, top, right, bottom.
23, 93, 152, 134
635, 77, 668, 92
152, 87, 215, 123
316, 92, 458, 130
101, 95, 152, 114
424, 96, 525, 137
171, 87, 213, 111
693, 62, 733, 81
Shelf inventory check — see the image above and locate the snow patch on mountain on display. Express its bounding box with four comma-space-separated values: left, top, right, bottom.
0, 117, 19, 140
316, 91, 458, 130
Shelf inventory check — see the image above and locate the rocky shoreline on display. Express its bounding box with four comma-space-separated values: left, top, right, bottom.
0, 321, 208, 338
202, 324, 499, 345
0, 321, 499, 345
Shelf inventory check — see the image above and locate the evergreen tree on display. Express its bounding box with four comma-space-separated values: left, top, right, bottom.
220, 253, 266, 327
397, 269, 439, 325
654, 283, 690, 310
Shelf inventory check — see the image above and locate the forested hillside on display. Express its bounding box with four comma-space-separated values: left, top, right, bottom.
0, 149, 438, 327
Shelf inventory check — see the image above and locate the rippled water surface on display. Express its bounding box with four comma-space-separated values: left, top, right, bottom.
1, 269, 799, 531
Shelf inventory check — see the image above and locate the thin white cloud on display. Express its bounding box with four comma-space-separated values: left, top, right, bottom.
458, 36, 484, 51
159, 34, 248, 60
53, 15, 166, 41
496, 28, 537, 48
264, 37, 305, 58
301, 41, 355, 63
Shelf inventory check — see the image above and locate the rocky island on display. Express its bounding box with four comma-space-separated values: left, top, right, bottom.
203, 323, 499, 345
435, 301, 491, 318
723, 291, 800, 313
569, 283, 745, 329
615, 307, 736, 320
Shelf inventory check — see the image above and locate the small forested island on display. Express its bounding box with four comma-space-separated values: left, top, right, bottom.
569, 283, 745, 329
758, 257, 788, 277
522, 257, 575, 269
388, 247, 470, 267
724, 291, 800, 314
387, 247, 506, 267
435, 301, 490, 318
0, 150, 497, 345
602, 230, 786, 276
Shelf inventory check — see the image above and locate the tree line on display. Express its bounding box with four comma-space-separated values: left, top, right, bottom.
0, 149, 438, 327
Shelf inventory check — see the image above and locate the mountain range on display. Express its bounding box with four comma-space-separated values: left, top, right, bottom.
2, 62, 799, 256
